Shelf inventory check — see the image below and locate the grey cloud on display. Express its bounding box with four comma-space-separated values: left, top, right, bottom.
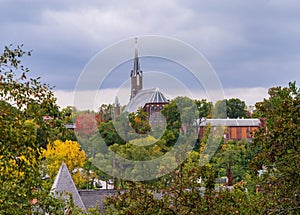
0, 0, 299, 93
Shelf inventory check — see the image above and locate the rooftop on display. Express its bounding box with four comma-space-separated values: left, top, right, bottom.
124, 88, 169, 113
198, 118, 261, 127
51, 163, 86, 212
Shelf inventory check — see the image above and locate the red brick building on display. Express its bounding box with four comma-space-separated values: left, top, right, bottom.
197, 118, 265, 142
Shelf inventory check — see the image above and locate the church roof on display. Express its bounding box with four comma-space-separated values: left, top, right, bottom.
149, 88, 168, 103
124, 88, 169, 113
51, 163, 86, 212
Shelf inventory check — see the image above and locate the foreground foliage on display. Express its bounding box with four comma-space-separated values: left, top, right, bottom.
250, 82, 300, 214
104, 157, 264, 215
0, 45, 70, 214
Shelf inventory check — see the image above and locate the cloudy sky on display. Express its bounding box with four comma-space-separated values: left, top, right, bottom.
1, 0, 299, 109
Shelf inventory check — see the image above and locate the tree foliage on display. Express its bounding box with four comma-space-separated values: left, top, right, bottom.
104, 82, 299, 214
226, 98, 247, 118
211, 140, 248, 185
0, 45, 68, 214
250, 82, 300, 214
128, 107, 151, 134
42, 140, 87, 187
99, 120, 126, 146
75, 111, 98, 138
195, 99, 213, 118
213, 98, 247, 118
104, 152, 263, 215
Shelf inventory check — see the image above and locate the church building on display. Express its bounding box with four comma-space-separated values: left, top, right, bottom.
114, 38, 169, 117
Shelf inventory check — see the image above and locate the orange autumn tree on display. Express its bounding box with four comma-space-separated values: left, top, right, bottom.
75, 112, 99, 138
42, 140, 87, 187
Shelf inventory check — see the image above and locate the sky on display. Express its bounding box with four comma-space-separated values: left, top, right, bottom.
1, 0, 299, 109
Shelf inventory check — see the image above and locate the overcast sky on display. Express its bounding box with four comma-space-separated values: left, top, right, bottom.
1, 0, 299, 109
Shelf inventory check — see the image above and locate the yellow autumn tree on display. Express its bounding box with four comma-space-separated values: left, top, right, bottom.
42, 140, 87, 187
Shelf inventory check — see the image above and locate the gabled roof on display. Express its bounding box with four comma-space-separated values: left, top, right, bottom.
124, 88, 169, 113
51, 163, 86, 212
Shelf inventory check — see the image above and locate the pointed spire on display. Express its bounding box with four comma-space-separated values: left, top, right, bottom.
114, 96, 120, 107
131, 37, 141, 77
51, 163, 86, 212
130, 37, 143, 100
114, 96, 121, 119
135, 37, 138, 58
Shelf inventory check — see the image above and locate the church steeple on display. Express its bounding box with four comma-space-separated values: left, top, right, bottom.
130, 37, 143, 100
113, 96, 120, 120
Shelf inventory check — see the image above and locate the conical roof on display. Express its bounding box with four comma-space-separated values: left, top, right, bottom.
149, 88, 168, 103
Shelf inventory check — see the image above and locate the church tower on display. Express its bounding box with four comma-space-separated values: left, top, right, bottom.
113, 96, 120, 120
130, 38, 143, 100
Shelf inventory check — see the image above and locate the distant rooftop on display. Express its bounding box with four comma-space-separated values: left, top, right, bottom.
124, 88, 168, 113
198, 118, 261, 127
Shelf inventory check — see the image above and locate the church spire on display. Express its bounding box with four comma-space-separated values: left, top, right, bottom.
113, 96, 120, 120
131, 37, 141, 77
130, 37, 143, 100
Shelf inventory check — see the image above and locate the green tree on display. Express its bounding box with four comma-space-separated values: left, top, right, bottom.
250, 82, 300, 214
61, 106, 76, 124
212, 140, 248, 184
227, 98, 247, 118
99, 120, 126, 146
0, 45, 68, 214
103, 83, 300, 214
161, 98, 181, 130
104, 151, 263, 214
128, 107, 151, 134
213, 98, 247, 118
212, 99, 227, 118
195, 98, 213, 118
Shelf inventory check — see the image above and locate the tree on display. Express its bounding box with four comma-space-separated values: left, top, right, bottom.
0, 45, 68, 214
161, 96, 199, 146
99, 120, 126, 146
103, 83, 300, 214
128, 107, 151, 134
213, 98, 247, 118
195, 99, 213, 118
250, 82, 300, 214
226, 98, 247, 118
42, 140, 87, 187
99, 104, 113, 122
75, 111, 98, 138
212, 140, 248, 184
161, 98, 181, 130
104, 151, 263, 214
61, 106, 76, 124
